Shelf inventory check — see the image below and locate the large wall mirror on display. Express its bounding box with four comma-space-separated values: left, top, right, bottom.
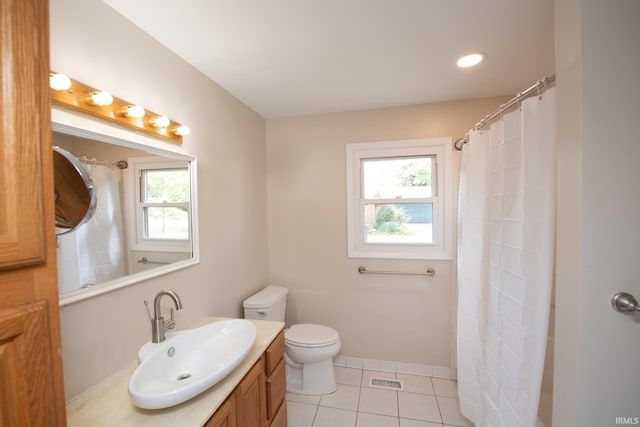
53, 106, 199, 306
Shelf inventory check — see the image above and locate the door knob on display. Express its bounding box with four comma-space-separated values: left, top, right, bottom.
611, 292, 640, 313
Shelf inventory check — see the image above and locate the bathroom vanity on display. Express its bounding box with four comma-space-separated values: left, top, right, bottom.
66, 317, 286, 427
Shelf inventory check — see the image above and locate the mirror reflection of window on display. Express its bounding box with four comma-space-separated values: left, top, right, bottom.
129, 157, 192, 254
139, 168, 190, 241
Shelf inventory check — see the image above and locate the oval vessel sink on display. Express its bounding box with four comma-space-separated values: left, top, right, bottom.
129, 319, 257, 409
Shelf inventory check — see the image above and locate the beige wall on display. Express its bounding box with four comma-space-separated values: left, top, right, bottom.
51, 0, 268, 399
49, 0, 563, 408
266, 98, 508, 367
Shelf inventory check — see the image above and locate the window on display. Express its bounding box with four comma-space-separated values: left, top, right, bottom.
346, 138, 453, 259
130, 156, 192, 252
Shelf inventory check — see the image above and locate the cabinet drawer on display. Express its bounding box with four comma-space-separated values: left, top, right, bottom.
265, 331, 284, 376
266, 358, 286, 421
269, 400, 287, 427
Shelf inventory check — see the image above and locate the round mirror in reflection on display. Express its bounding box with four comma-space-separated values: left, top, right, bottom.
53, 146, 96, 235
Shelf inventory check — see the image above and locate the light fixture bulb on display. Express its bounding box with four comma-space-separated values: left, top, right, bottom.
456, 53, 486, 68
149, 116, 170, 128
49, 73, 71, 91
121, 105, 146, 118
172, 125, 190, 136
86, 91, 113, 106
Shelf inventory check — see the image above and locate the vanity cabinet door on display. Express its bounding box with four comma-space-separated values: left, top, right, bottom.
205, 394, 236, 427
235, 356, 267, 427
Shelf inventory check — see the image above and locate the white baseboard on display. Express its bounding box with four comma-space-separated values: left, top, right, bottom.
333, 354, 452, 380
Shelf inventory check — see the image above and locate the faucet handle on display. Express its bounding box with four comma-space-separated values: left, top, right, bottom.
143, 300, 153, 321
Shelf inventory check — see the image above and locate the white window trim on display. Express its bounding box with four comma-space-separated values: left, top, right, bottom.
126, 156, 192, 253
346, 138, 453, 260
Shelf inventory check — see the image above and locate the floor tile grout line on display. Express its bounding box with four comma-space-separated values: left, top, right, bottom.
310, 402, 319, 427
434, 391, 445, 425
395, 388, 400, 421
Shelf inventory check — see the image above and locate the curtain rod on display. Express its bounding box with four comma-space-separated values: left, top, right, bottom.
454, 74, 556, 150
79, 156, 128, 169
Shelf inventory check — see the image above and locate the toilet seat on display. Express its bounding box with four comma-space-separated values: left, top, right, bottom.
285, 324, 340, 348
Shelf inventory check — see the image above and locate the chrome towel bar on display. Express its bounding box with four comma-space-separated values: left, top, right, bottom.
357, 266, 436, 277
137, 257, 171, 265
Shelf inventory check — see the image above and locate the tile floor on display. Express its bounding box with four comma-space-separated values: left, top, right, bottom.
286, 366, 474, 427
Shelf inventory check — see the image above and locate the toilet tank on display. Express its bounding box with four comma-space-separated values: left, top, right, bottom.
243, 285, 288, 321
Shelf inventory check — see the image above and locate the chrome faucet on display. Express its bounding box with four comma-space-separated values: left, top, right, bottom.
146, 289, 183, 343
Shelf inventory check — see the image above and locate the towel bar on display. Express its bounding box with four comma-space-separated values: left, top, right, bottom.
137, 257, 171, 265
357, 266, 435, 276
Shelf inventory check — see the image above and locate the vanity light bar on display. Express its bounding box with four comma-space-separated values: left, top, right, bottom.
49, 72, 188, 145
121, 104, 146, 119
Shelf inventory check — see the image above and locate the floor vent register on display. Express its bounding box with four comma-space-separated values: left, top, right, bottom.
368, 377, 404, 391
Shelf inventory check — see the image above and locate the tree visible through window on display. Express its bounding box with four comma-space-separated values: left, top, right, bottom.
362, 156, 434, 244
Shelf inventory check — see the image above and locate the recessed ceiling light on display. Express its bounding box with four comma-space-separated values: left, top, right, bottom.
457, 53, 486, 68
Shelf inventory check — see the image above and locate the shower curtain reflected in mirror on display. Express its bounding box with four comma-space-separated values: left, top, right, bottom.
457, 88, 556, 427
57, 164, 126, 294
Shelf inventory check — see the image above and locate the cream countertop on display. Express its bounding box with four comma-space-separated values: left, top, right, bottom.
65, 317, 285, 427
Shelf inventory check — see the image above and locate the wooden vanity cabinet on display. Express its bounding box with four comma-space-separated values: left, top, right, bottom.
206, 330, 287, 427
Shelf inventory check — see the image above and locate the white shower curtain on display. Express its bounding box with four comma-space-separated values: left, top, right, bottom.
57, 165, 126, 292
457, 88, 556, 427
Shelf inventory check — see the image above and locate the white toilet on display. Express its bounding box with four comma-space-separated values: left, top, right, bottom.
243, 285, 341, 395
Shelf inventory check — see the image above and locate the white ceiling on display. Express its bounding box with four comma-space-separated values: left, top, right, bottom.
102, 0, 555, 119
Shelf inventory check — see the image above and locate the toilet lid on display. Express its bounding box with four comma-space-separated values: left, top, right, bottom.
285, 324, 340, 347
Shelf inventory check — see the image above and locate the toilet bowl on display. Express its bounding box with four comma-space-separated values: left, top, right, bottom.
243, 286, 341, 395
284, 323, 341, 395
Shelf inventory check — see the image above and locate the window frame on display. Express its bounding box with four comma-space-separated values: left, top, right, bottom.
346, 138, 453, 260
128, 156, 192, 252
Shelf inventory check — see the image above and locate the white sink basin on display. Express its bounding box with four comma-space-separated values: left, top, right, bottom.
128, 319, 257, 409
